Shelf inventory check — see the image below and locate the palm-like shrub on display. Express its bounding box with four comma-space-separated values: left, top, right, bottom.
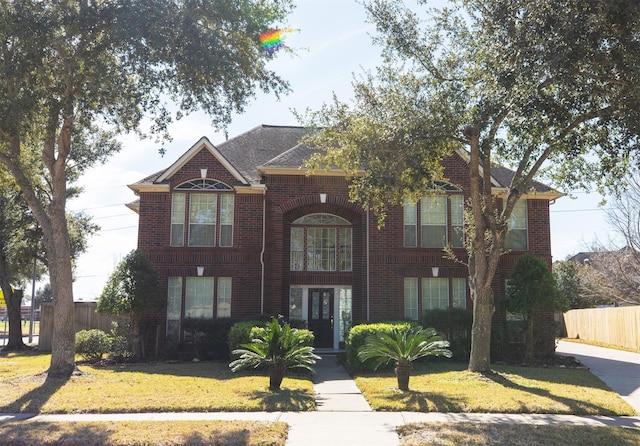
229, 318, 321, 391
358, 326, 452, 391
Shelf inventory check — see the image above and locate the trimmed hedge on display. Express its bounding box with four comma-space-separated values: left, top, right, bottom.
228, 320, 267, 355
345, 321, 419, 372
423, 308, 473, 361
250, 326, 315, 347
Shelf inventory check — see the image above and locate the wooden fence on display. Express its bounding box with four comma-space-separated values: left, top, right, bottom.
563, 306, 640, 352
39, 302, 116, 352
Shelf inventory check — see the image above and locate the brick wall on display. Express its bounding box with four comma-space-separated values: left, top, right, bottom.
134, 147, 555, 345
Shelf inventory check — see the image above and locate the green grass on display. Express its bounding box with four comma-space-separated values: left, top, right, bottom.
0, 352, 315, 414
398, 422, 640, 446
354, 362, 637, 415
0, 320, 39, 336
0, 420, 288, 446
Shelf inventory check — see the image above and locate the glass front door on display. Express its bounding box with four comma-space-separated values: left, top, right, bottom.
308, 288, 334, 348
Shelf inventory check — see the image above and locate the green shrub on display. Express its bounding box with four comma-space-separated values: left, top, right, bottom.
423, 308, 473, 361
228, 320, 266, 355
108, 321, 132, 362
251, 326, 314, 347
183, 317, 239, 360
345, 321, 418, 372
75, 329, 111, 361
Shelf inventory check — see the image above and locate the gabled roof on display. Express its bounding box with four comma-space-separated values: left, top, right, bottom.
128, 124, 563, 199
156, 136, 246, 184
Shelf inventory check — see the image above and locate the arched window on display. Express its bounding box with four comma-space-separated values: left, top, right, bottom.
170, 179, 234, 247
290, 213, 352, 272
175, 179, 232, 190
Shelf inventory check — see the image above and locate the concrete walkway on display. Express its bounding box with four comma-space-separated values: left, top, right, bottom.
556, 340, 640, 414
1, 349, 639, 445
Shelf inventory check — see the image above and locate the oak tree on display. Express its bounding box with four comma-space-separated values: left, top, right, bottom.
302, 0, 640, 371
0, 0, 294, 376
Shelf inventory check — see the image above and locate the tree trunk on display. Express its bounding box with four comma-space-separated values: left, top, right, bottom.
394, 360, 412, 391
131, 317, 142, 359
466, 130, 503, 373
468, 282, 494, 372
525, 312, 535, 364
269, 367, 285, 391
43, 120, 77, 378
4, 289, 27, 350
46, 216, 77, 378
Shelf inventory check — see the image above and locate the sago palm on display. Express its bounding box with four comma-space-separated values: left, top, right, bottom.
358, 326, 452, 391
229, 318, 321, 391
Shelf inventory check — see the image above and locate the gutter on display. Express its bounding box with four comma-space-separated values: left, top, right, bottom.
366, 209, 370, 321
260, 188, 266, 315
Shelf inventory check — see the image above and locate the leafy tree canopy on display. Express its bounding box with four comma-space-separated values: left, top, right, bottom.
0, 0, 294, 376
98, 249, 162, 318
300, 0, 640, 372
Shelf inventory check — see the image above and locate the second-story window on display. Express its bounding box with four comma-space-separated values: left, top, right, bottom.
170, 179, 234, 247
403, 185, 464, 249
505, 199, 528, 250
290, 213, 352, 272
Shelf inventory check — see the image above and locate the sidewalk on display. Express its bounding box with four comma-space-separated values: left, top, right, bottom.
1, 351, 639, 445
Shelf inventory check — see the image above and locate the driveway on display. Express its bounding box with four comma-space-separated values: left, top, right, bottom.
556, 340, 640, 414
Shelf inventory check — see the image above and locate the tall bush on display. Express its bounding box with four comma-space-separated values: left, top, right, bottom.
423, 308, 473, 361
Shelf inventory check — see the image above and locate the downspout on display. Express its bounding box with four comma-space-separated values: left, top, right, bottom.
366, 209, 370, 321
260, 189, 266, 315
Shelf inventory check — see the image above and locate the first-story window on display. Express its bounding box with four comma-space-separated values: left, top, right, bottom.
452, 278, 467, 309
185, 277, 214, 318
404, 278, 419, 320
403, 276, 468, 318
422, 278, 449, 310
289, 287, 303, 320
217, 277, 232, 318
166, 277, 183, 342
166, 276, 234, 341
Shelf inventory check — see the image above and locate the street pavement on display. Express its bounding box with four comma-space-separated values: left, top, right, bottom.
0, 345, 639, 445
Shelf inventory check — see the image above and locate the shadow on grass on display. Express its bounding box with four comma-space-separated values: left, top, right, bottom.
0, 374, 69, 414
382, 389, 472, 413
103, 360, 245, 380
248, 387, 316, 411
480, 369, 620, 415
0, 422, 112, 446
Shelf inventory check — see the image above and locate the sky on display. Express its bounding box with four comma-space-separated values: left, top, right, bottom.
62, 0, 613, 301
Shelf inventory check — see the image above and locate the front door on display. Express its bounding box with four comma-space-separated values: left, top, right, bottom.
308, 288, 334, 348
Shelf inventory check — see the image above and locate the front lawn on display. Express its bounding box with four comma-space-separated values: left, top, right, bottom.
355, 362, 636, 415
0, 420, 288, 446
398, 422, 640, 446
0, 352, 315, 414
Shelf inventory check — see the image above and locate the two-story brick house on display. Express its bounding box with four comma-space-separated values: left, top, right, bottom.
127, 124, 562, 350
